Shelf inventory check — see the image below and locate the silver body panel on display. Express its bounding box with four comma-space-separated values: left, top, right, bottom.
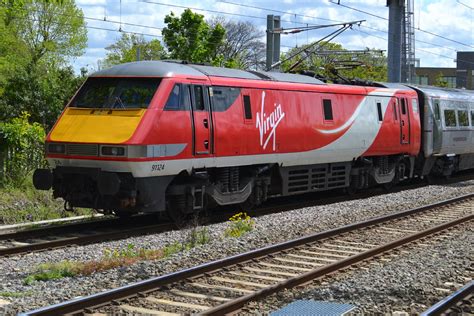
410, 85, 474, 158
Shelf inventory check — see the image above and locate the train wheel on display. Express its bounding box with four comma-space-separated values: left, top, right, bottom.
167, 195, 189, 227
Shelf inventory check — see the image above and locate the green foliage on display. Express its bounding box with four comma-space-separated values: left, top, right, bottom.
163, 227, 210, 257
103, 33, 167, 68
224, 212, 255, 238
0, 291, 33, 298
0, 0, 87, 129
0, 66, 85, 128
162, 241, 185, 257
24, 261, 78, 285
434, 72, 449, 88
163, 9, 225, 64
186, 227, 210, 247
8, 0, 87, 65
281, 42, 387, 82
24, 230, 211, 283
0, 112, 46, 187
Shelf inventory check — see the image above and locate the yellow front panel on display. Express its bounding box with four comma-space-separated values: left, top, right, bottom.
50, 108, 146, 143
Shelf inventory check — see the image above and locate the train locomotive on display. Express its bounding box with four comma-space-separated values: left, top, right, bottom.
33, 61, 474, 220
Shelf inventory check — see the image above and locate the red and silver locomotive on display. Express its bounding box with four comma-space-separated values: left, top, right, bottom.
33, 61, 474, 219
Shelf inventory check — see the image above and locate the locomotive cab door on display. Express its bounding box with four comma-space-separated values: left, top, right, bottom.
190, 85, 213, 155
398, 97, 411, 144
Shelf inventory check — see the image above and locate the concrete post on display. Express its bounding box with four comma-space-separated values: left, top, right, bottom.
387, 0, 403, 82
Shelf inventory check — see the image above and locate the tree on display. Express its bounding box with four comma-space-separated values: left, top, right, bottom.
0, 1, 29, 91
162, 9, 225, 65
0, 66, 86, 129
434, 72, 449, 88
9, 0, 87, 67
209, 17, 266, 70
0, 0, 87, 129
102, 33, 167, 68
281, 42, 387, 82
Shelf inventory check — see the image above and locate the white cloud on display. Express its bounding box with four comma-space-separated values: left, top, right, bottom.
72, 0, 473, 73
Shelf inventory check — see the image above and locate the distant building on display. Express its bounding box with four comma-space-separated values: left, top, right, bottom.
456, 52, 474, 90
414, 51, 474, 90
414, 67, 457, 88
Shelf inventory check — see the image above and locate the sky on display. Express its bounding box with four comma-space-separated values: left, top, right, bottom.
73, 0, 474, 73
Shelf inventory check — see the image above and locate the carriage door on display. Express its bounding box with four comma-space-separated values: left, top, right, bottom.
398, 97, 410, 144
190, 85, 213, 155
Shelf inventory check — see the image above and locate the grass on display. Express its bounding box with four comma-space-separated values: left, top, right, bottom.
24, 228, 211, 284
23, 213, 256, 285
0, 291, 33, 298
24, 261, 78, 285
0, 176, 94, 225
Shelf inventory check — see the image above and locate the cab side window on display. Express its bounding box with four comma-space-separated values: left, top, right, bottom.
164, 84, 189, 110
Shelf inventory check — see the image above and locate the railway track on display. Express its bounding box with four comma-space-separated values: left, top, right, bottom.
0, 215, 174, 258
21, 194, 473, 316
421, 281, 473, 316
3, 174, 472, 259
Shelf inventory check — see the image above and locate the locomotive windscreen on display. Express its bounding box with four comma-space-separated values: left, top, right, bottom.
71, 77, 161, 109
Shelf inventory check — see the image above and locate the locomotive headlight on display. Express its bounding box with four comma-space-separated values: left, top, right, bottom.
101, 146, 126, 156
47, 143, 66, 154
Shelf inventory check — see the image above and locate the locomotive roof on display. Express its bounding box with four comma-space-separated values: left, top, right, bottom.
91, 60, 326, 85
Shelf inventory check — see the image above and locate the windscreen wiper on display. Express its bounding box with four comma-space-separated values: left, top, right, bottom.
112, 96, 125, 109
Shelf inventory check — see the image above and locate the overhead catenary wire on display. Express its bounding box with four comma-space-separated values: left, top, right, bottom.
4, 0, 473, 70
215, 0, 468, 57
329, 0, 474, 49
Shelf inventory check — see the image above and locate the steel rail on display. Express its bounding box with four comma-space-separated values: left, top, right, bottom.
203, 214, 473, 314
0, 222, 174, 257
420, 281, 473, 316
4, 173, 473, 258
20, 193, 473, 316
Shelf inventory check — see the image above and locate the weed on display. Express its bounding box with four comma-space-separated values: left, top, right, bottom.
24, 230, 211, 284
224, 212, 255, 238
186, 227, 210, 248
0, 291, 33, 298
24, 261, 79, 285
162, 241, 185, 257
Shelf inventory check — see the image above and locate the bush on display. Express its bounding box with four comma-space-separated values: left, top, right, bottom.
0, 112, 46, 187
224, 212, 255, 238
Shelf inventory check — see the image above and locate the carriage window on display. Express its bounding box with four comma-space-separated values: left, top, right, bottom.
401, 98, 407, 115
458, 110, 469, 127
193, 86, 205, 111
444, 109, 457, 127
243, 95, 252, 119
323, 99, 333, 120
376, 102, 383, 121
472, 111, 474, 126
412, 99, 418, 113
434, 99, 441, 120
